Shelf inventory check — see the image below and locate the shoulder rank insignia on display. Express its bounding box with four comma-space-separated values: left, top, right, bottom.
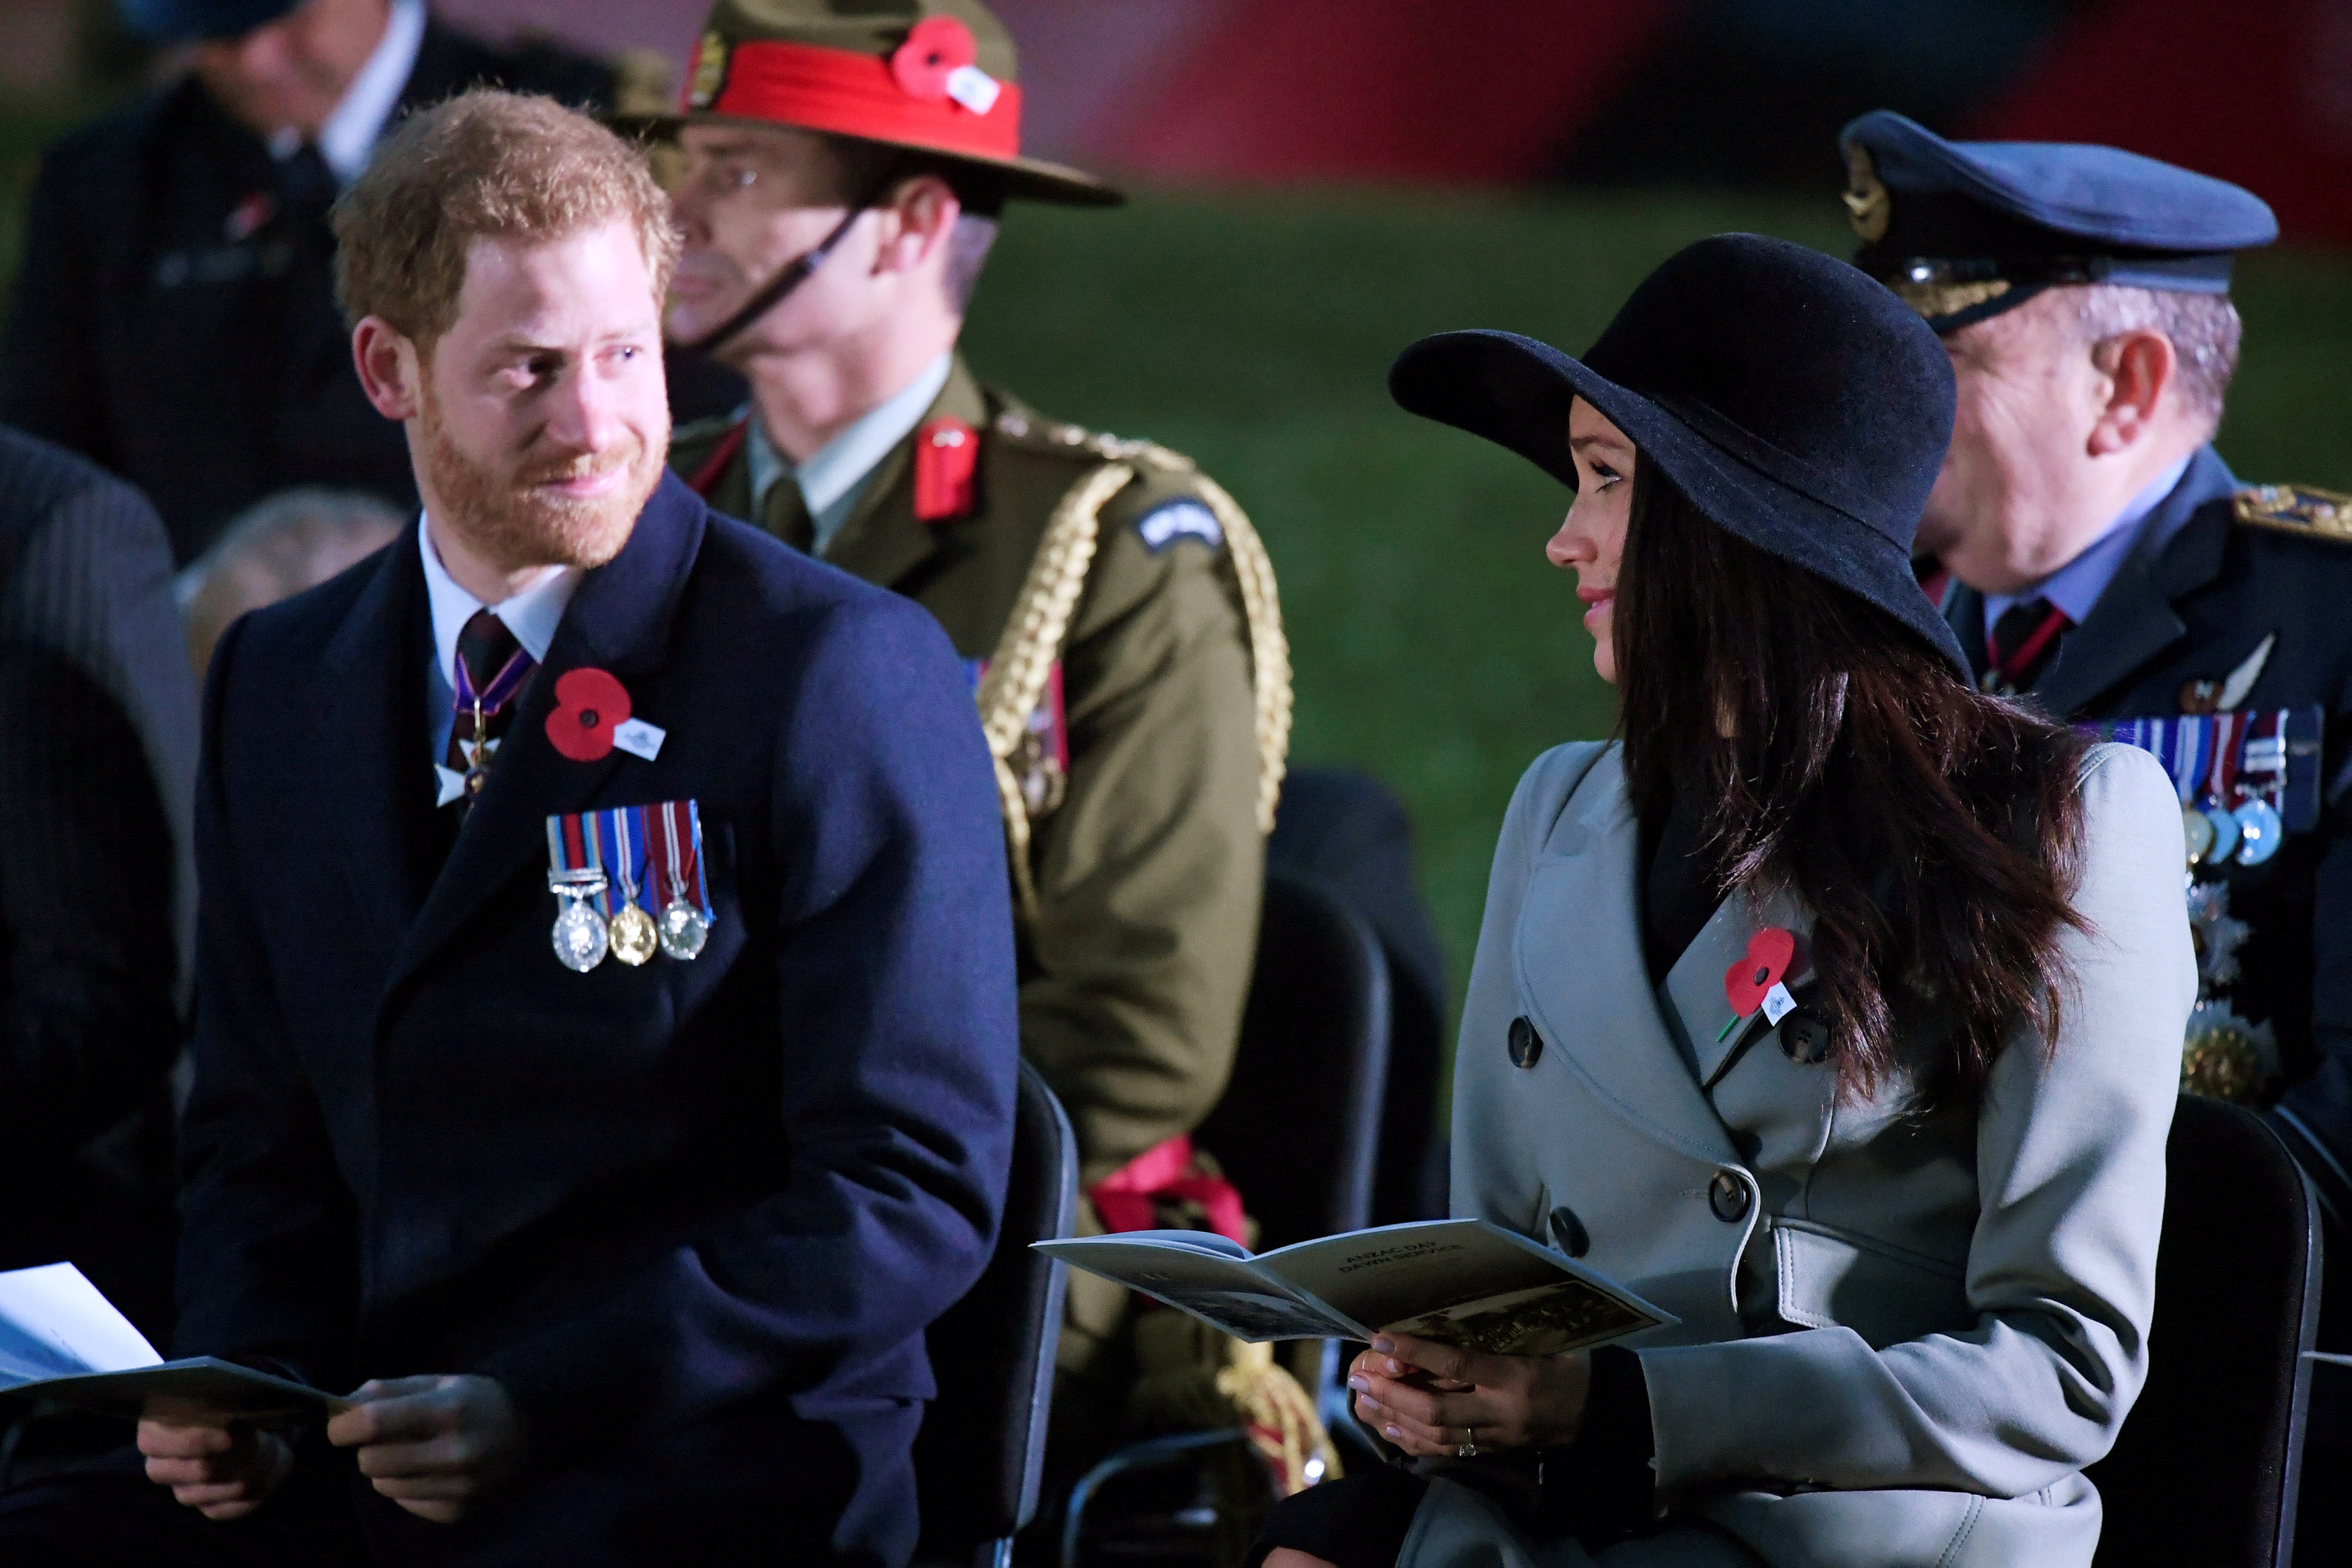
2234, 483, 2352, 541
914, 417, 979, 523
1135, 498, 1224, 554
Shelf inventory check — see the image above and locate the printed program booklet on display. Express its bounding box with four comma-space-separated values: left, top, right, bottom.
1035, 1218, 1675, 1356
0, 1262, 351, 1423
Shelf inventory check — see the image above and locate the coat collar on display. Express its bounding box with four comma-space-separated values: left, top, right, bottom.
821, 354, 989, 591
1941, 445, 2237, 715
1512, 748, 1749, 1164
316, 473, 707, 1001
2027, 445, 2236, 715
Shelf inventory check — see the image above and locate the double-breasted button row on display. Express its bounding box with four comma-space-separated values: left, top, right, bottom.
1508, 1016, 1543, 1069
1709, 1170, 1752, 1223
1777, 1008, 1831, 1064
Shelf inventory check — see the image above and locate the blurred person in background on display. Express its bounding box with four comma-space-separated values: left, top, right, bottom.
0, 423, 197, 1482
0, 0, 613, 566
1839, 112, 2352, 1559
176, 486, 405, 677
646, 0, 1316, 1516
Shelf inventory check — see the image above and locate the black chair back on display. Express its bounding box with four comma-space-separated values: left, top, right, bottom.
2087, 1094, 2320, 1568
916, 1060, 1079, 1565
1194, 869, 1392, 1250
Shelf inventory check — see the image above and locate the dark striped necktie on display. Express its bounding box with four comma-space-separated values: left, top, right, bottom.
446, 610, 536, 808
1984, 596, 2072, 695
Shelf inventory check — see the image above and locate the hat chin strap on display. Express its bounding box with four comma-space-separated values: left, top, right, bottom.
671, 161, 905, 360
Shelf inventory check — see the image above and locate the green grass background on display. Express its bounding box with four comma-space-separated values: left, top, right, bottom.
6, 110, 2352, 1010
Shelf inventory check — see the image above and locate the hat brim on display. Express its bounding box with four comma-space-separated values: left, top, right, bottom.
1391, 330, 1970, 681
612, 110, 1122, 208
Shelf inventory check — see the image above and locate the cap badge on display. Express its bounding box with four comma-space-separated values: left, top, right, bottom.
891, 16, 1001, 115
688, 30, 729, 110
1843, 145, 1891, 245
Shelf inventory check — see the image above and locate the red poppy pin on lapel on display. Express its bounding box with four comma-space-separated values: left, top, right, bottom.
547, 668, 630, 762
1719, 926, 1797, 1041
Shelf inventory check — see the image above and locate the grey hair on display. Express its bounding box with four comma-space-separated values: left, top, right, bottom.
178, 487, 408, 676
2068, 284, 2243, 433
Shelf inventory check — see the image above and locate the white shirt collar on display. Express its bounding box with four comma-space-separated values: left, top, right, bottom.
1983, 453, 2194, 631
417, 513, 580, 693
269, 0, 424, 183
746, 352, 954, 554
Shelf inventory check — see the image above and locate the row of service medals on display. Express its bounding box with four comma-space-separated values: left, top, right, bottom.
2086, 712, 2301, 1102
546, 804, 713, 974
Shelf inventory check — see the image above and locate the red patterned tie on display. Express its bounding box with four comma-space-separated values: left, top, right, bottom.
445, 609, 536, 806
1984, 597, 2071, 695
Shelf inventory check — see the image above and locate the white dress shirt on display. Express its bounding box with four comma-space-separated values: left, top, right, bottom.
744, 351, 954, 556
419, 515, 579, 799
267, 0, 425, 183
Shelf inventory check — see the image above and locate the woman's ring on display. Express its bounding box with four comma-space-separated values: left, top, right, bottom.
1456, 1426, 1478, 1458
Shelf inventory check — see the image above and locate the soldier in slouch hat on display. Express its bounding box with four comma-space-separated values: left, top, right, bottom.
635, 0, 1312, 1505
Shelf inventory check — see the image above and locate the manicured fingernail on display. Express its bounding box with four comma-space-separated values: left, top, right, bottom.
1385, 1358, 1405, 1376
1371, 1337, 1395, 1354
1384, 1425, 1402, 1439
1347, 1375, 1368, 1391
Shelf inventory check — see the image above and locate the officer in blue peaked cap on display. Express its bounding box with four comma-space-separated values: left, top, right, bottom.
1841, 112, 2352, 1562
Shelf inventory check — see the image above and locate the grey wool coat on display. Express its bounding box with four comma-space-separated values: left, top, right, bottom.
1406, 741, 2194, 1568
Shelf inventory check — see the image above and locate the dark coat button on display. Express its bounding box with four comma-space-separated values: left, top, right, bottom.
1507, 1016, 1543, 1069
1709, 1171, 1752, 1223
1548, 1205, 1590, 1258
1777, 1008, 1832, 1065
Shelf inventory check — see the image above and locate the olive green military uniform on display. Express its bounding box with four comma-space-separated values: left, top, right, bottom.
671, 358, 1280, 1401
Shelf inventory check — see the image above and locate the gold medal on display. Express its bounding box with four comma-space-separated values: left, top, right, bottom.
610, 901, 658, 966
2181, 802, 2215, 867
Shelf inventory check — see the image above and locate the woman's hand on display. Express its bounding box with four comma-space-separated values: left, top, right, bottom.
1347, 1332, 1592, 1457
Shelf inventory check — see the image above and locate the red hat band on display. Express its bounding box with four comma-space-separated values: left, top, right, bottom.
691, 32, 1023, 163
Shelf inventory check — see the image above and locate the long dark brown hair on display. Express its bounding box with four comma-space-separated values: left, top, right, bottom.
1615, 467, 2091, 1107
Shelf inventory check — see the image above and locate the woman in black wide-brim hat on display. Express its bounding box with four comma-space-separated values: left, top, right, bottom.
1256, 234, 2193, 1568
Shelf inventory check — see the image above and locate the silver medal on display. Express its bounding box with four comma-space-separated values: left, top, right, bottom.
2201, 804, 2241, 864
549, 868, 611, 972
657, 898, 710, 961
2234, 797, 2283, 866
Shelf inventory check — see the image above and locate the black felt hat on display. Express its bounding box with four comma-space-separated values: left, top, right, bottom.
1390, 233, 1969, 680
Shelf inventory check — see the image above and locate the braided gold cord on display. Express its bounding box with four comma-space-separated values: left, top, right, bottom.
974, 462, 1126, 920
1186, 472, 1291, 834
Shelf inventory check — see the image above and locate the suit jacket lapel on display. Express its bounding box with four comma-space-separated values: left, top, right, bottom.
2031, 447, 2237, 716
821, 357, 990, 591
385, 475, 706, 996
1513, 750, 1740, 1164
314, 532, 440, 987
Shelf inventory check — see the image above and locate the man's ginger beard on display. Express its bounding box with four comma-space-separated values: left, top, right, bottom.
417, 374, 666, 573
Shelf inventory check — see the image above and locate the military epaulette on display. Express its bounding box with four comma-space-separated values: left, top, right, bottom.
2234, 483, 2352, 543
990, 409, 1196, 474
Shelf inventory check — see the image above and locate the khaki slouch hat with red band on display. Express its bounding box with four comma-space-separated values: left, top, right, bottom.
622, 0, 1119, 208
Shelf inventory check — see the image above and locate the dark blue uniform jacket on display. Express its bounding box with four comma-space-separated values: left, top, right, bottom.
1945, 446, 2352, 1220
175, 473, 1020, 1560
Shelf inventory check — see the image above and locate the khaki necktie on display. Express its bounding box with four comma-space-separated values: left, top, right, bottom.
761, 476, 816, 556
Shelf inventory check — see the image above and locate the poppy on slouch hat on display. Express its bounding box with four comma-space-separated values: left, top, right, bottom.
617, 0, 1118, 209
1839, 110, 2277, 333
1390, 233, 1972, 681
117, 0, 298, 42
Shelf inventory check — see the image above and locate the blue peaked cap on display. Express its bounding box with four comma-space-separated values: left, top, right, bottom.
1838, 110, 2277, 331
118, 0, 302, 43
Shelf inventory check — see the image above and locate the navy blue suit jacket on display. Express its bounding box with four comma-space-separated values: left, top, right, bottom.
1945, 447, 2352, 1222
174, 472, 1019, 1558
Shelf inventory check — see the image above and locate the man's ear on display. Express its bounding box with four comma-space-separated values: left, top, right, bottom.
2087, 329, 2177, 457
870, 175, 960, 277
352, 317, 424, 421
